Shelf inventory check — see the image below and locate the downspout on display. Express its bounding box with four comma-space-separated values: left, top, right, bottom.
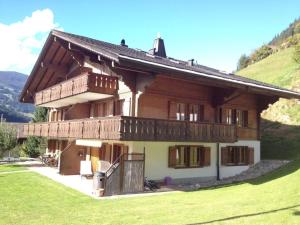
216, 143, 220, 181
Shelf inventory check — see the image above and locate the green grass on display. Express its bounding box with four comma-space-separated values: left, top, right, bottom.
237, 47, 300, 88
1, 161, 300, 225
0, 164, 25, 172
238, 47, 300, 160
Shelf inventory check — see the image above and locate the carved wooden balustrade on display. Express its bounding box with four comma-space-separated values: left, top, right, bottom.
22, 116, 237, 142
34, 72, 118, 105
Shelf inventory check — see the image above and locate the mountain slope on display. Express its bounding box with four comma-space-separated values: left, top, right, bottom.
237, 47, 300, 159
237, 47, 300, 88
0, 71, 34, 122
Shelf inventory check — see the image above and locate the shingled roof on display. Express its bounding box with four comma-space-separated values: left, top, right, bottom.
50, 30, 300, 98
20, 29, 300, 102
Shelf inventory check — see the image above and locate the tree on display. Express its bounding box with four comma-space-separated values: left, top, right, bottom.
32, 107, 48, 122
22, 136, 43, 158
237, 54, 250, 71
0, 123, 17, 158
22, 107, 48, 158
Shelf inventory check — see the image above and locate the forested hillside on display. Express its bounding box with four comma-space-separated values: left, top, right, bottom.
0, 71, 34, 122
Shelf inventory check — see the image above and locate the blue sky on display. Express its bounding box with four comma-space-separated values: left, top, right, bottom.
0, 0, 299, 74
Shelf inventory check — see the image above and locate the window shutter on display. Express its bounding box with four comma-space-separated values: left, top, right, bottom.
101, 143, 112, 163
168, 101, 177, 120
203, 147, 211, 166
243, 110, 248, 127
123, 145, 129, 160
221, 147, 228, 165
248, 147, 254, 165
231, 109, 237, 124
199, 105, 204, 122
168, 146, 177, 167
107, 100, 114, 116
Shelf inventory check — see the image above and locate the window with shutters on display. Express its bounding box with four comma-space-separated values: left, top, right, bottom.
169, 101, 204, 122
236, 110, 248, 127
176, 103, 186, 121
168, 145, 210, 168
218, 107, 248, 127
221, 146, 253, 166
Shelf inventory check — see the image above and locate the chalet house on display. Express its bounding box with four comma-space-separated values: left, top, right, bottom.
20, 30, 300, 195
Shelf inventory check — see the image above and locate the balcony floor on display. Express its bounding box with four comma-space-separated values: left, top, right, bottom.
39, 92, 112, 108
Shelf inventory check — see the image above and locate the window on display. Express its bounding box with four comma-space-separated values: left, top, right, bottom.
219, 108, 248, 127
221, 146, 254, 166
169, 146, 210, 168
236, 110, 248, 127
189, 104, 204, 122
176, 103, 186, 121
169, 101, 204, 122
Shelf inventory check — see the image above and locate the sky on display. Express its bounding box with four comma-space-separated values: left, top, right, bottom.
0, 0, 300, 75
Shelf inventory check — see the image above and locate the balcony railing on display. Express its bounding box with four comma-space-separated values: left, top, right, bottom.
21, 116, 237, 143
35, 72, 118, 106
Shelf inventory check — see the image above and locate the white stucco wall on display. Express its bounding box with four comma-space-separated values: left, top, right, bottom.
132, 141, 217, 181
219, 140, 260, 179
77, 139, 260, 182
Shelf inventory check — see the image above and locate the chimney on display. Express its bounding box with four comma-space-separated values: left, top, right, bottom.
152, 33, 167, 58
120, 39, 128, 47
188, 59, 194, 66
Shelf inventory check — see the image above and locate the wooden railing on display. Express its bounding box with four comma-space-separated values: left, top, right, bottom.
34, 72, 118, 105
22, 116, 237, 142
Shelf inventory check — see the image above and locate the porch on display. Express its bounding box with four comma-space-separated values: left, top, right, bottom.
21, 116, 237, 143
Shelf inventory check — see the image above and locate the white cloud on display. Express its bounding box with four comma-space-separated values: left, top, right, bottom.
0, 9, 60, 74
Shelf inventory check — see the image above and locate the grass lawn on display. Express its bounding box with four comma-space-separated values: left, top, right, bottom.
0, 164, 25, 172
1, 161, 300, 225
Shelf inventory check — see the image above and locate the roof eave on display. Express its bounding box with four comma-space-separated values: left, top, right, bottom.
118, 54, 300, 100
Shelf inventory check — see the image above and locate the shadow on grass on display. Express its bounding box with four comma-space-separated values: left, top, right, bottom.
187, 204, 300, 225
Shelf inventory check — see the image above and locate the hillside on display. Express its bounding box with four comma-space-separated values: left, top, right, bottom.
237, 48, 300, 159
0, 71, 34, 122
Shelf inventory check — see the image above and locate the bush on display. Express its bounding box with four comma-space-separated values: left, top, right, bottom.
0, 123, 17, 158
251, 45, 273, 63
22, 136, 46, 158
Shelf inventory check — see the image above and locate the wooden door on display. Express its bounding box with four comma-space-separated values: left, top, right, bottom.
112, 145, 122, 162
91, 147, 100, 173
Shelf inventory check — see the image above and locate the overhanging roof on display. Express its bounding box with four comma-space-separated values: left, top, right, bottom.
20, 30, 300, 102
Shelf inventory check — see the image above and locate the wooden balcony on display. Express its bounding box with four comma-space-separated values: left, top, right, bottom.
34, 72, 118, 107
22, 116, 237, 143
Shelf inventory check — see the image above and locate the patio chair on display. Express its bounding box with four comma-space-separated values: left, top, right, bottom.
80, 160, 93, 179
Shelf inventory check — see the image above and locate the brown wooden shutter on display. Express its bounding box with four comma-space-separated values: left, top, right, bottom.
203, 147, 211, 166
101, 143, 112, 163
221, 147, 228, 165
107, 100, 114, 116
248, 147, 254, 165
231, 109, 237, 124
168, 146, 177, 167
168, 101, 177, 120
199, 105, 204, 122
122, 145, 129, 160
243, 110, 248, 127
